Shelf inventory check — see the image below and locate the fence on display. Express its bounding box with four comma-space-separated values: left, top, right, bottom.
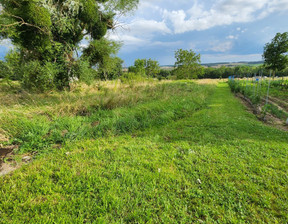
228, 72, 288, 123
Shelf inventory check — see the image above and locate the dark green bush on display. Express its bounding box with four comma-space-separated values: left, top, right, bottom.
21, 61, 59, 92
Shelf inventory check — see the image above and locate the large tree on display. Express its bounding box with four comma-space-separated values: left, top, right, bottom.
263, 32, 288, 77
174, 49, 203, 79
0, 0, 138, 89
128, 58, 160, 77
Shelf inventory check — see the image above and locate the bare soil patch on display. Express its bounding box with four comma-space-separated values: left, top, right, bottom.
235, 93, 288, 132
0, 145, 32, 177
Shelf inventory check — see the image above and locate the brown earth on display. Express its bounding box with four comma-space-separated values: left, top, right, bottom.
0, 145, 19, 176
235, 93, 288, 132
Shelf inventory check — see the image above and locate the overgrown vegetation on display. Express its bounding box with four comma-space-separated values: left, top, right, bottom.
1, 81, 288, 223
263, 32, 288, 77
228, 77, 288, 121
0, 0, 139, 90
174, 49, 203, 79
0, 80, 213, 154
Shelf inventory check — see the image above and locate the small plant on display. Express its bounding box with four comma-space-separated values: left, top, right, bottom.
263, 104, 288, 120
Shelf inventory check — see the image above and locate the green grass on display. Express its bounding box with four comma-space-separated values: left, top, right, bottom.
0, 81, 213, 154
264, 103, 288, 120
1, 81, 288, 223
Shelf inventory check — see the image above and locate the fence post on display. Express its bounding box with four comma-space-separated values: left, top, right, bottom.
266, 70, 272, 105
253, 73, 256, 97
259, 70, 263, 98
245, 74, 248, 98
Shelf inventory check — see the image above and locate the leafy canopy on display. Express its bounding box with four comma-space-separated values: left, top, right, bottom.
129, 58, 160, 77
174, 49, 203, 79
263, 32, 288, 73
0, 0, 139, 89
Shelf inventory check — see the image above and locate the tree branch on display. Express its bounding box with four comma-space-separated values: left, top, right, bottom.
1, 12, 49, 34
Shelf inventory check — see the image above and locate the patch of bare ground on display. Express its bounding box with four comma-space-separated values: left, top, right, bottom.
235, 93, 288, 132
0, 133, 9, 142
0, 145, 33, 177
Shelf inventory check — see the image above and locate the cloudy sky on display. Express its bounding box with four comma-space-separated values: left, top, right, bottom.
1, 0, 288, 66
107, 0, 288, 66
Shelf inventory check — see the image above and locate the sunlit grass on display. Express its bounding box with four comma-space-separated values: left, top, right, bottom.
1, 81, 288, 223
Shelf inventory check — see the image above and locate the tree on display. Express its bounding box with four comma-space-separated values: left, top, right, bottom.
0, 50, 21, 80
128, 58, 160, 77
98, 56, 123, 80
174, 49, 203, 79
263, 32, 288, 77
146, 58, 160, 77
0, 0, 139, 90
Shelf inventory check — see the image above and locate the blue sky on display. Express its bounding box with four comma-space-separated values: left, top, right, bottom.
107, 0, 288, 66
1, 0, 288, 66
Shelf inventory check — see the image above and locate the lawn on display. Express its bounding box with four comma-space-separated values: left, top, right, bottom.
1, 81, 288, 223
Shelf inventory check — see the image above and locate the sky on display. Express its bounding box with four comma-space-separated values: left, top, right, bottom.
1, 0, 288, 66
107, 0, 288, 66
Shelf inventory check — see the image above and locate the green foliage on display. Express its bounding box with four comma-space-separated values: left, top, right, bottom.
146, 58, 160, 77
1, 82, 288, 223
98, 57, 123, 80
0, 0, 139, 90
201, 65, 285, 79
0, 50, 21, 80
228, 80, 261, 104
263, 104, 288, 120
120, 72, 145, 85
263, 32, 288, 74
174, 49, 203, 79
128, 58, 160, 77
82, 39, 121, 66
70, 60, 97, 85
129, 59, 146, 76
157, 69, 172, 80
21, 60, 59, 92
0, 81, 213, 153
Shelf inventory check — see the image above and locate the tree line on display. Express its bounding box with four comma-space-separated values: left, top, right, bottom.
0, 0, 287, 91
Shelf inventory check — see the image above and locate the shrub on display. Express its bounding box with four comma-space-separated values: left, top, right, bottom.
21, 61, 59, 92
70, 60, 97, 85
157, 69, 171, 80
120, 72, 146, 86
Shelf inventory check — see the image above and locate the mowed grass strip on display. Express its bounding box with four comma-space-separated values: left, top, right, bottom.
1, 82, 288, 223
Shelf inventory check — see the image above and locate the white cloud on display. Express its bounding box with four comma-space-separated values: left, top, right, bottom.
108, 33, 149, 46
226, 35, 238, 40
209, 41, 233, 52
107, 17, 172, 50
128, 19, 171, 36
163, 0, 288, 34
108, 32, 182, 49
202, 53, 262, 63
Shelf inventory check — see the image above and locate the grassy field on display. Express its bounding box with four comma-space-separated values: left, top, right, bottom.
1, 80, 288, 223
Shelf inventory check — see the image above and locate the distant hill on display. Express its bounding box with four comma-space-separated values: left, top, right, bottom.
201, 61, 264, 68
158, 61, 264, 70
